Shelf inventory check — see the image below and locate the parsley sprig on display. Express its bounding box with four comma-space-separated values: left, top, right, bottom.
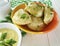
0, 33, 16, 46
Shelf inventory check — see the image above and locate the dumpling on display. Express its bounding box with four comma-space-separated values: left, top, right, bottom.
12, 9, 32, 25
27, 16, 45, 31
25, 2, 44, 17
44, 6, 54, 24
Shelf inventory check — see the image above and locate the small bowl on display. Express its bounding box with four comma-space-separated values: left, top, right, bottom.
0, 23, 22, 46
11, 3, 58, 34
0, 0, 10, 19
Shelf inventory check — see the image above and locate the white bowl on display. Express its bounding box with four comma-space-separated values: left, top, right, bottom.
0, 23, 22, 46
0, 0, 10, 20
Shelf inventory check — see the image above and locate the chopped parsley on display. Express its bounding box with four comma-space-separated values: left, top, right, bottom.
0, 33, 16, 46
21, 13, 29, 19
21, 14, 27, 19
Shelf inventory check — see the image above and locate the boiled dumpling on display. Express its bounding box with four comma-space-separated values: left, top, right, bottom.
27, 16, 45, 31
44, 6, 54, 24
12, 9, 32, 25
25, 2, 44, 17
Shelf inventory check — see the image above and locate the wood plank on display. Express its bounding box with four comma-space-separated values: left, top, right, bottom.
48, 31, 58, 46
21, 33, 49, 46
48, 22, 60, 46
54, 23, 60, 46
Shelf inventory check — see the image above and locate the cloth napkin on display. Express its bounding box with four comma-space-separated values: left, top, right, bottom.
10, 0, 52, 8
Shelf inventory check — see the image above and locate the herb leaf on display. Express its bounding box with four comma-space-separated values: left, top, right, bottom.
0, 33, 7, 40
21, 31, 26, 37
5, 39, 16, 45
21, 14, 27, 19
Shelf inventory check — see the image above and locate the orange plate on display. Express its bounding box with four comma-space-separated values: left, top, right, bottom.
11, 3, 59, 34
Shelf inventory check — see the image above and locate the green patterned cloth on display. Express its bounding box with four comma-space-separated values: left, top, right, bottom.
10, 0, 52, 8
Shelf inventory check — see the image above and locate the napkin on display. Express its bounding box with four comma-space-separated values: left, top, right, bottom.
10, 0, 52, 8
